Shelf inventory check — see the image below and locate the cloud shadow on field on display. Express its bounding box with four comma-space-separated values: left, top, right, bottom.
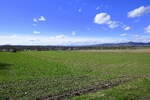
0, 63, 12, 70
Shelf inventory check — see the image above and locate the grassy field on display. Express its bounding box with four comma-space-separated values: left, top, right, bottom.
0, 50, 150, 100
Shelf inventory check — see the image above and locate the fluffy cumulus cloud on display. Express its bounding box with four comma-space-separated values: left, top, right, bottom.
94, 13, 130, 30
33, 16, 46, 22
128, 6, 150, 18
38, 16, 46, 21
94, 13, 111, 24
145, 25, 150, 33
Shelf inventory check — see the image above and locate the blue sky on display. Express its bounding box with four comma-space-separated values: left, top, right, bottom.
0, 0, 150, 45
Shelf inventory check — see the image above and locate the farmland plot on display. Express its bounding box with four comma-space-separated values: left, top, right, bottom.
0, 51, 150, 100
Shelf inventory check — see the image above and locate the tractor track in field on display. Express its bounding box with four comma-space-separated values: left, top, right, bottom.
36, 76, 140, 100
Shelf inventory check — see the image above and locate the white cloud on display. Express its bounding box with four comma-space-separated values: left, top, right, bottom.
49, 34, 66, 40
33, 31, 40, 34
108, 21, 119, 29
124, 26, 131, 31
94, 13, 125, 29
38, 16, 46, 21
1, 34, 150, 45
71, 31, 76, 36
29, 39, 41, 44
94, 13, 111, 24
33, 16, 46, 22
33, 18, 38, 22
0, 34, 132, 45
145, 25, 150, 33
132, 35, 150, 42
55, 34, 65, 39
11, 34, 17, 38
128, 6, 150, 18
120, 33, 128, 36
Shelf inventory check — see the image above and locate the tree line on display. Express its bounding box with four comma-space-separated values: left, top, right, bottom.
0, 45, 150, 52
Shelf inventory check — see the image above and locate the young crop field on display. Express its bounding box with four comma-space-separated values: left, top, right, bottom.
0, 50, 150, 100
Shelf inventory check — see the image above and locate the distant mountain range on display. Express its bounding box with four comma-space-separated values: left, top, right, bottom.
91, 42, 150, 47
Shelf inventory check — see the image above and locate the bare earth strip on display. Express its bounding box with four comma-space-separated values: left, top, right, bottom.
36, 76, 140, 100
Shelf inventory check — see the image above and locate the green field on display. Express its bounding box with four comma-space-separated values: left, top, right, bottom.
0, 51, 150, 100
